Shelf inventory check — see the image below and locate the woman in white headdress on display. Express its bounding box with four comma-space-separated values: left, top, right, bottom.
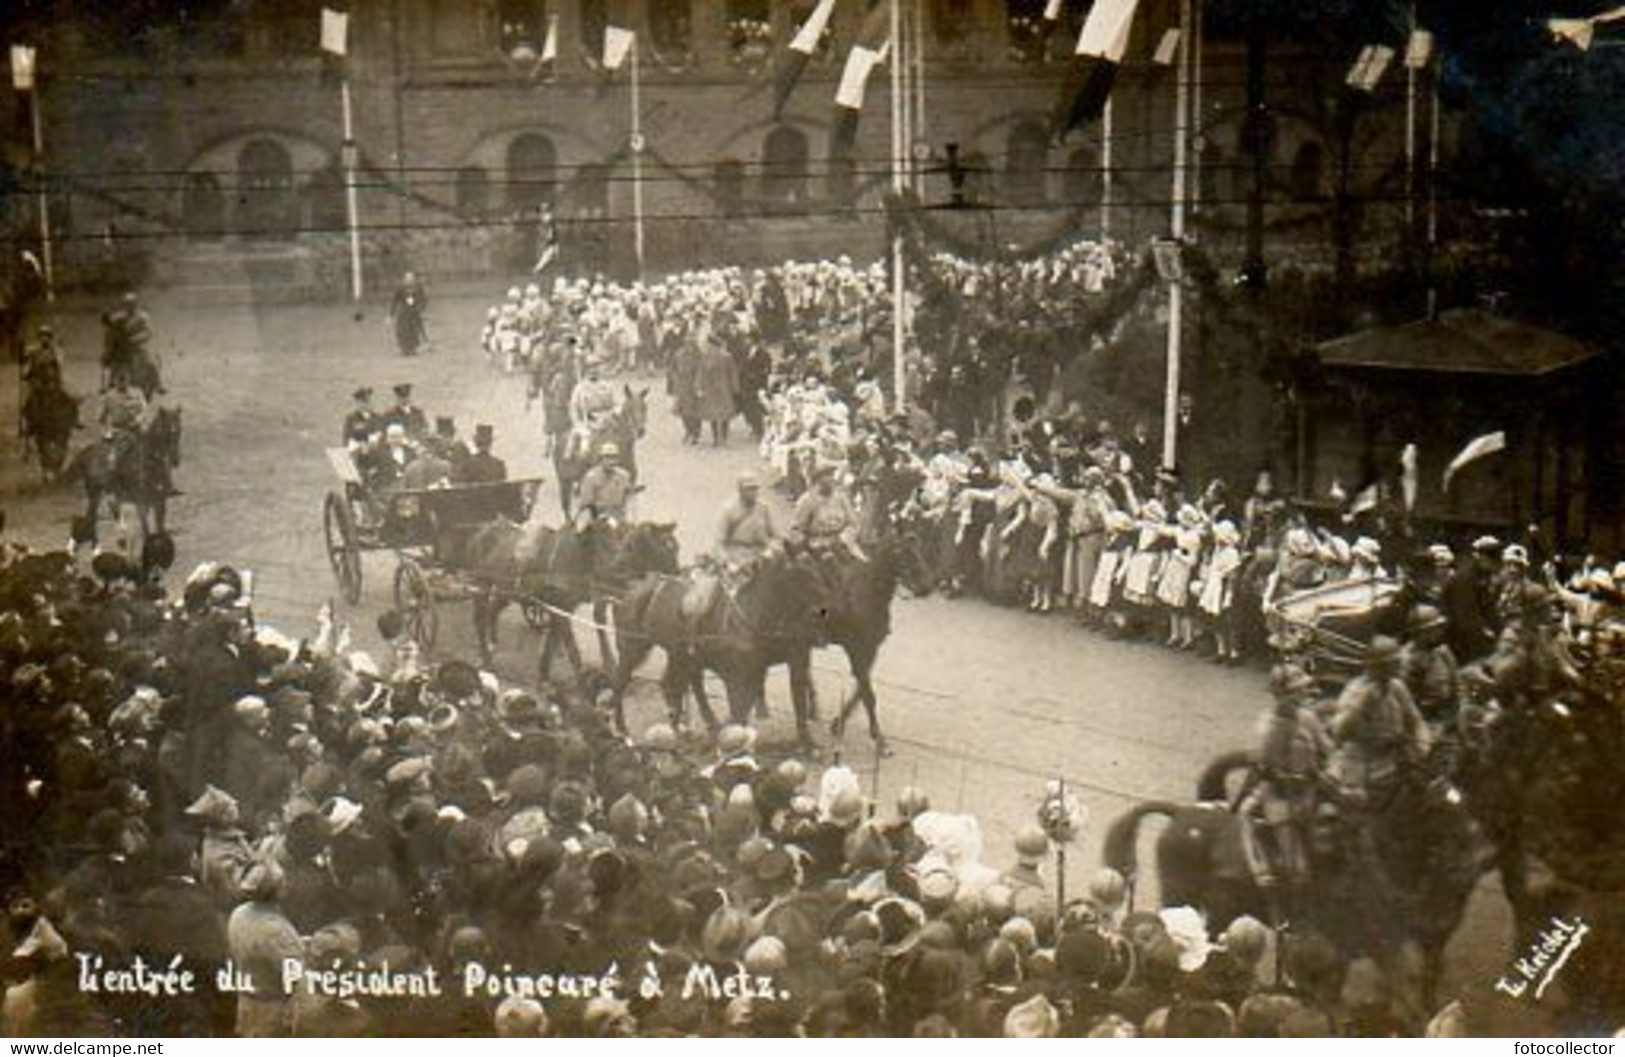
1198, 520, 1244, 662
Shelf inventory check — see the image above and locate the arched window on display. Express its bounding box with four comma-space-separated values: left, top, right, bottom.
1062, 145, 1102, 208
573, 163, 611, 218
236, 137, 296, 239
182, 172, 225, 241
506, 133, 557, 211
726, 0, 772, 65
305, 163, 346, 232
715, 160, 746, 217
648, 0, 692, 56
1290, 141, 1325, 201
1004, 120, 1050, 206
1005, 0, 1046, 63
761, 126, 810, 210
456, 166, 492, 217
497, 0, 550, 59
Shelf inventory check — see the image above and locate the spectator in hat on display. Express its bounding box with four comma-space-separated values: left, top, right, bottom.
227, 859, 302, 1037
389, 271, 429, 357
1442, 537, 1500, 662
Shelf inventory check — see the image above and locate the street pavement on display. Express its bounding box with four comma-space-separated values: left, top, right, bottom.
0, 281, 1510, 991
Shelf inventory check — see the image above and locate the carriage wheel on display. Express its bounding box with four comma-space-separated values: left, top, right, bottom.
323, 492, 363, 604
394, 560, 440, 651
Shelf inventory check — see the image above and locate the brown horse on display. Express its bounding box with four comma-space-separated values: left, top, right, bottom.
458, 518, 680, 670
610, 559, 831, 744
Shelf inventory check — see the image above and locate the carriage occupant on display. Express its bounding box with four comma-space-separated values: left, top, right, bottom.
382, 383, 428, 438
457, 425, 507, 485
360, 423, 417, 492
575, 442, 635, 528
342, 388, 376, 447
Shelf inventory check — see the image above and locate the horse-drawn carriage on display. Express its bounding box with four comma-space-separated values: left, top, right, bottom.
1266, 575, 1402, 686
322, 447, 545, 647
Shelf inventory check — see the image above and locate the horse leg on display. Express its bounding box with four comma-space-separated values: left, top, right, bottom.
473, 590, 494, 667
555, 613, 582, 672
689, 658, 721, 732
593, 599, 619, 673
789, 655, 817, 749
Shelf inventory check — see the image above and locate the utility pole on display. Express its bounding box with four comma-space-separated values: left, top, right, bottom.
1161, 0, 1193, 473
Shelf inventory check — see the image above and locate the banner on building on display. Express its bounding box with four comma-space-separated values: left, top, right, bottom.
604, 26, 635, 71
320, 8, 348, 57
10, 44, 35, 90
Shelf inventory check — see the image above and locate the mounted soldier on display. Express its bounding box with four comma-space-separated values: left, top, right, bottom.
1235, 663, 1331, 924
20, 325, 78, 477
575, 442, 635, 529
568, 357, 621, 461
101, 291, 154, 392
1329, 636, 1431, 810
787, 464, 864, 561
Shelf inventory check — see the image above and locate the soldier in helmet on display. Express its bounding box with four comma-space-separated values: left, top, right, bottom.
1329, 636, 1430, 808
1237, 663, 1330, 922
1401, 605, 1460, 728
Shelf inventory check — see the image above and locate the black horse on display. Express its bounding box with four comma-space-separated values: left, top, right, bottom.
551, 386, 649, 518
21, 373, 79, 478
66, 407, 182, 543
610, 559, 830, 744
1102, 752, 1489, 1005
814, 531, 938, 755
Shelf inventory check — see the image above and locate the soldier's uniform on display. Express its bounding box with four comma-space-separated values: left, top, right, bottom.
1329, 649, 1430, 804
718, 491, 779, 565
1238, 666, 1330, 897
788, 480, 859, 553
99, 384, 149, 437
382, 384, 428, 438
576, 462, 635, 522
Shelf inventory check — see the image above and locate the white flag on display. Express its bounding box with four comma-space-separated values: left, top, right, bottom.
10, 44, 35, 90
1153, 27, 1181, 65
541, 15, 558, 63
1548, 6, 1625, 50
1442, 431, 1507, 491
835, 45, 884, 110
604, 26, 635, 70
1346, 44, 1395, 91
1405, 29, 1433, 69
1044, 0, 1064, 20
792, 0, 838, 54
1076, 0, 1139, 60
1400, 442, 1419, 512
320, 8, 348, 57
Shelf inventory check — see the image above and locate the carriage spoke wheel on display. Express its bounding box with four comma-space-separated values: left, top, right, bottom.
394, 560, 439, 651
323, 492, 363, 604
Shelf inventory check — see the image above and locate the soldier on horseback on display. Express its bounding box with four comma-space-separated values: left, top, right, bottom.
568, 357, 620, 462
788, 464, 864, 560
100, 291, 152, 390
1329, 636, 1431, 808
21, 325, 78, 477
1236, 663, 1331, 922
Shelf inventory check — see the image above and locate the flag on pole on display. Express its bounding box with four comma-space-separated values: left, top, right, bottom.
604, 26, 635, 71
533, 207, 559, 274
1442, 431, 1506, 491
1346, 43, 1395, 92
1051, 0, 1140, 141
1404, 28, 1433, 69
320, 8, 349, 56
10, 44, 35, 91
1348, 483, 1380, 517
1044, 0, 1064, 20
541, 15, 558, 64
771, 0, 837, 118
1548, 6, 1625, 50
829, 3, 891, 161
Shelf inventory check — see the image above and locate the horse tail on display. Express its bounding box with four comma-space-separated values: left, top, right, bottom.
1100, 799, 1185, 881
1196, 749, 1257, 804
